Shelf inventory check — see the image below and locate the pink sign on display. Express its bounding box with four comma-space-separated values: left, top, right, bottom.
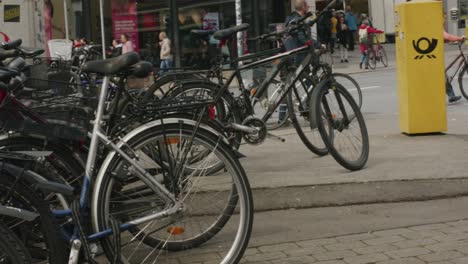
112, 0, 139, 51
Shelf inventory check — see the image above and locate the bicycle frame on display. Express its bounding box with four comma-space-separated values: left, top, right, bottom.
446, 44, 468, 84
51, 76, 186, 256
214, 40, 316, 124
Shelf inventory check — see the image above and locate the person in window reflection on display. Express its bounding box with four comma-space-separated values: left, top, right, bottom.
159, 32, 173, 74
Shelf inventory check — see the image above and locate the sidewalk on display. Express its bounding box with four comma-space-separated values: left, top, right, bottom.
242, 219, 468, 264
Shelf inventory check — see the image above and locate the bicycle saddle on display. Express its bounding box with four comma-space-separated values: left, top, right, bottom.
0, 39, 22, 50
17, 46, 45, 58
82, 52, 140, 75
130, 61, 153, 78
213, 23, 250, 40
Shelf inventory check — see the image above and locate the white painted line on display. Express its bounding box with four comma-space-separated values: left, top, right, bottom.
348, 86, 381, 92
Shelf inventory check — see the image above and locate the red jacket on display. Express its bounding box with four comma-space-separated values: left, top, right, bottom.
359, 24, 384, 53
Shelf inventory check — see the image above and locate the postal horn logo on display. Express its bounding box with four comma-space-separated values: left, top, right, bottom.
413, 37, 438, 60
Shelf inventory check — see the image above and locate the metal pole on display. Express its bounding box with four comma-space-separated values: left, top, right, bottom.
99, 0, 106, 59
169, 0, 181, 67
63, 0, 69, 40
235, 0, 243, 59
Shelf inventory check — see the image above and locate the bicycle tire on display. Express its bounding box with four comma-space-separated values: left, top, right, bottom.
379, 46, 388, 67
368, 49, 377, 70
311, 80, 369, 171
0, 220, 32, 264
287, 82, 328, 156
458, 65, 468, 101
93, 123, 253, 263
0, 172, 68, 263
331, 73, 363, 109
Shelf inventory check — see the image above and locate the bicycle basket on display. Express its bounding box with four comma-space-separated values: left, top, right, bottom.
48, 39, 73, 60
23, 58, 76, 95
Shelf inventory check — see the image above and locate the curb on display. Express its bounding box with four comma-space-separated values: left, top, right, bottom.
251, 178, 468, 211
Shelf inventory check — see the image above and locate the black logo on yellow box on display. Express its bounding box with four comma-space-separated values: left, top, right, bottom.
413, 37, 438, 60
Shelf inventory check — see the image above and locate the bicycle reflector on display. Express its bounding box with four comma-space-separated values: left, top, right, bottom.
208, 104, 216, 120
165, 137, 180, 145
306, 40, 313, 47
167, 226, 185, 235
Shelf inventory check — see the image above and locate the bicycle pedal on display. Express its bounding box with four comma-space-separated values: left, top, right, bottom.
267, 132, 286, 142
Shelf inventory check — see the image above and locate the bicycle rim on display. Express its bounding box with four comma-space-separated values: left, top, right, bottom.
331, 73, 363, 109
458, 66, 468, 101
368, 51, 377, 70
313, 80, 369, 171
95, 124, 253, 264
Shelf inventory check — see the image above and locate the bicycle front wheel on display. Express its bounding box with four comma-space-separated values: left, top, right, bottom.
379, 46, 388, 67
311, 80, 369, 171
93, 122, 253, 264
458, 65, 468, 101
0, 221, 31, 264
368, 49, 377, 70
288, 79, 328, 156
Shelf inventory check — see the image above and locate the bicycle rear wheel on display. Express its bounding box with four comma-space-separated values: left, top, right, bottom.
379, 46, 388, 67
311, 80, 369, 171
93, 123, 253, 264
331, 73, 363, 109
0, 221, 31, 264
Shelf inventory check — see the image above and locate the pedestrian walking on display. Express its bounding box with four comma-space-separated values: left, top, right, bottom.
337, 16, 349, 63
345, 6, 358, 51
120, 34, 134, 54
330, 9, 338, 54
358, 20, 383, 69
443, 31, 464, 103
110, 39, 122, 57
317, 9, 332, 48
159, 31, 173, 74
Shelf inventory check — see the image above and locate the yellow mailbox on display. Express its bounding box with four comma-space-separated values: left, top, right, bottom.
395, 1, 446, 134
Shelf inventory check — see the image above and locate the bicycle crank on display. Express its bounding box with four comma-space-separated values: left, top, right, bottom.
240, 116, 267, 145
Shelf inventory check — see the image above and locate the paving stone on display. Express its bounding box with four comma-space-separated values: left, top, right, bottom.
375, 257, 425, 264
425, 241, 468, 252
352, 244, 398, 255
298, 238, 338, 248
391, 238, 438, 249
180, 253, 221, 263
243, 252, 287, 263
409, 223, 451, 232
364, 236, 406, 246
418, 250, 464, 262
271, 256, 316, 264
401, 231, 446, 240
431, 232, 468, 242
336, 233, 376, 242
343, 253, 389, 264
451, 256, 468, 264
258, 243, 299, 253
314, 261, 346, 264
286, 247, 326, 257
372, 228, 413, 237
385, 247, 432, 259
324, 241, 367, 251
446, 220, 468, 227
314, 250, 357, 261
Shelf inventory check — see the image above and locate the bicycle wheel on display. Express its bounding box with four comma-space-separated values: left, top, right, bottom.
331, 73, 363, 109
368, 49, 377, 70
311, 80, 369, 171
93, 123, 253, 264
458, 65, 468, 101
379, 46, 388, 67
251, 79, 289, 130
0, 172, 68, 263
287, 77, 328, 156
0, 221, 31, 264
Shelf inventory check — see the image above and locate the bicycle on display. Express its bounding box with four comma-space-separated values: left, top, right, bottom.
0, 52, 254, 263
367, 33, 388, 70
446, 39, 468, 100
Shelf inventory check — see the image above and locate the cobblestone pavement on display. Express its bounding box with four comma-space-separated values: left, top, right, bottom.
240, 219, 468, 264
